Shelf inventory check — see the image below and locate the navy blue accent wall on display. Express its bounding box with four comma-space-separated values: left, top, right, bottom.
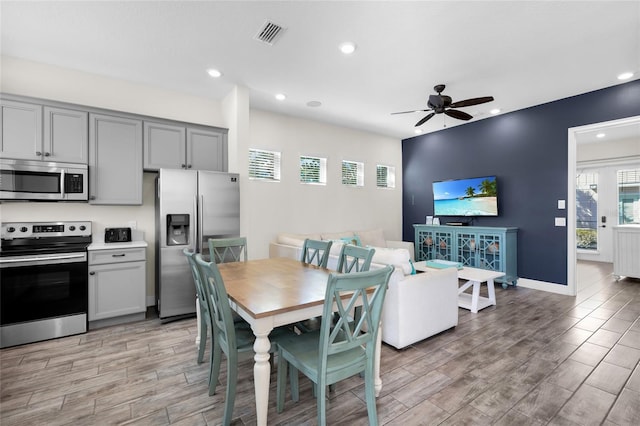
402, 80, 640, 285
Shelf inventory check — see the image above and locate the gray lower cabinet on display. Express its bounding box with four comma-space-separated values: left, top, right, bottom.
0, 99, 88, 163
88, 247, 146, 325
144, 121, 227, 171
89, 113, 143, 204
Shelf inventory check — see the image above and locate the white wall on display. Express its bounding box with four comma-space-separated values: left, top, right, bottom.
0, 56, 403, 300
244, 110, 403, 259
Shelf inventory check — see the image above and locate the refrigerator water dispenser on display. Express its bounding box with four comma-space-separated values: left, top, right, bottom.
167, 214, 189, 246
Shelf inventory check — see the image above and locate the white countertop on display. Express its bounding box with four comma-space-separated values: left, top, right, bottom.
88, 240, 148, 250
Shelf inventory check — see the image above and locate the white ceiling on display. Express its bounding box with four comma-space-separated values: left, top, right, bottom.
1, 1, 639, 140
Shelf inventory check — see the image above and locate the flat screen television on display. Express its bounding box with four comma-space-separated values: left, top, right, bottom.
433, 176, 498, 217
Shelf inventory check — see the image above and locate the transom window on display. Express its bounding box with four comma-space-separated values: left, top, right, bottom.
376, 164, 396, 189
248, 148, 281, 181
299, 155, 327, 185
342, 160, 364, 186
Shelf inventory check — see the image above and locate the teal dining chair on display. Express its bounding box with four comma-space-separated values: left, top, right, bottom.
296, 239, 333, 333
209, 237, 248, 263
183, 248, 211, 366
195, 254, 296, 425
276, 265, 394, 426
300, 238, 333, 267
336, 244, 376, 273
194, 254, 254, 425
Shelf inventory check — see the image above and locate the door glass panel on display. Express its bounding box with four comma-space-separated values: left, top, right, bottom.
576, 172, 598, 250
618, 168, 640, 225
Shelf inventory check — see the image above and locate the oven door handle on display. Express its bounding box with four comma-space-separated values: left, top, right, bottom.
0, 253, 87, 266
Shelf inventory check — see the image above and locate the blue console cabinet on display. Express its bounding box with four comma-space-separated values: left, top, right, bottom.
413, 224, 518, 287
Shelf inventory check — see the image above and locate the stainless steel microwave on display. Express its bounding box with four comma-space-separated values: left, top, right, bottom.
0, 159, 88, 201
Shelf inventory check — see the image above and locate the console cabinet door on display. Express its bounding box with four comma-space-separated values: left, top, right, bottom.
44, 106, 88, 163
89, 113, 143, 205
0, 99, 43, 160
143, 121, 186, 170
186, 127, 227, 172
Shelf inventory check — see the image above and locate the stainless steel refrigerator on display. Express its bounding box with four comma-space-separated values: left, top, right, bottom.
155, 168, 240, 320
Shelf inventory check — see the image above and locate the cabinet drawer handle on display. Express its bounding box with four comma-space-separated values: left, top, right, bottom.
44, 152, 51, 157
181, 164, 186, 168
36, 151, 42, 156
89, 271, 95, 275
112, 253, 126, 257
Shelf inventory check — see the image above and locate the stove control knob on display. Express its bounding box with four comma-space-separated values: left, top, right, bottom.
69, 226, 76, 231
6, 227, 15, 233
79, 225, 86, 231
20, 227, 28, 233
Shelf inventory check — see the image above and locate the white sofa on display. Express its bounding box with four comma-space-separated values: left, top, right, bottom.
268, 228, 459, 349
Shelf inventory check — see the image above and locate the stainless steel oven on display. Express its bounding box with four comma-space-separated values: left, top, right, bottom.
0, 221, 92, 348
0, 158, 88, 201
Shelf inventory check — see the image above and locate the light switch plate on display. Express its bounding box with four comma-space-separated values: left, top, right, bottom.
558, 200, 566, 209
555, 217, 566, 227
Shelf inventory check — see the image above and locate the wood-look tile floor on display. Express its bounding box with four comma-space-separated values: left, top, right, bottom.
2, 261, 640, 425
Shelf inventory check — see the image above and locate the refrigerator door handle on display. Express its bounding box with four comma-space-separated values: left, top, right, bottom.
197, 194, 204, 254
193, 195, 199, 252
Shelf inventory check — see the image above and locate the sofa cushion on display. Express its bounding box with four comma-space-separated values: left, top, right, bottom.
357, 228, 386, 248
277, 233, 321, 247
370, 246, 413, 275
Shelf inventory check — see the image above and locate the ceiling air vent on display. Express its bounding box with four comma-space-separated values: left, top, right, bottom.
254, 21, 285, 45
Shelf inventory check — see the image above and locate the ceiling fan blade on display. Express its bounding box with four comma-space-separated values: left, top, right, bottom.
415, 112, 435, 127
449, 96, 494, 108
391, 109, 430, 115
445, 109, 473, 121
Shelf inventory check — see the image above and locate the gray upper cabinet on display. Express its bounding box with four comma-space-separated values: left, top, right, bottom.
89, 113, 143, 205
43, 106, 88, 163
0, 99, 88, 163
187, 127, 227, 172
0, 99, 43, 160
143, 122, 186, 170
144, 122, 227, 172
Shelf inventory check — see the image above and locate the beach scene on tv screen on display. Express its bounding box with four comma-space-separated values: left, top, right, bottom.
433, 176, 498, 216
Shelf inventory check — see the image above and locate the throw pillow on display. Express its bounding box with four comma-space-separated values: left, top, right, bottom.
341, 235, 362, 246
369, 246, 412, 275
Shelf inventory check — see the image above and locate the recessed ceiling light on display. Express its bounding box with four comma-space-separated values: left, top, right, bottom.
490, 108, 501, 115
414, 129, 423, 135
596, 133, 606, 138
207, 68, 222, 78
339, 42, 356, 55
275, 93, 286, 101
306, 101, 322, 107
617, 72, 634, 80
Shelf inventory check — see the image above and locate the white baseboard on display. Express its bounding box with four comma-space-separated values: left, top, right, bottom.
517, 278, 574, 296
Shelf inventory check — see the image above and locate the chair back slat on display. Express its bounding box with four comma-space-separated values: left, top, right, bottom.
183, 248, 208, 316
195, 254, 237, 353
209, 237, 248, 263
300, 239, 333, 268
337, 245, 375, 273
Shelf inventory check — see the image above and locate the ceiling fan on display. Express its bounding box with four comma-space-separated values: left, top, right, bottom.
392, 84, 494, 127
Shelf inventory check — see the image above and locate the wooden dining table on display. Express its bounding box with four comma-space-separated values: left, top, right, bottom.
215, 257, 384, 426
